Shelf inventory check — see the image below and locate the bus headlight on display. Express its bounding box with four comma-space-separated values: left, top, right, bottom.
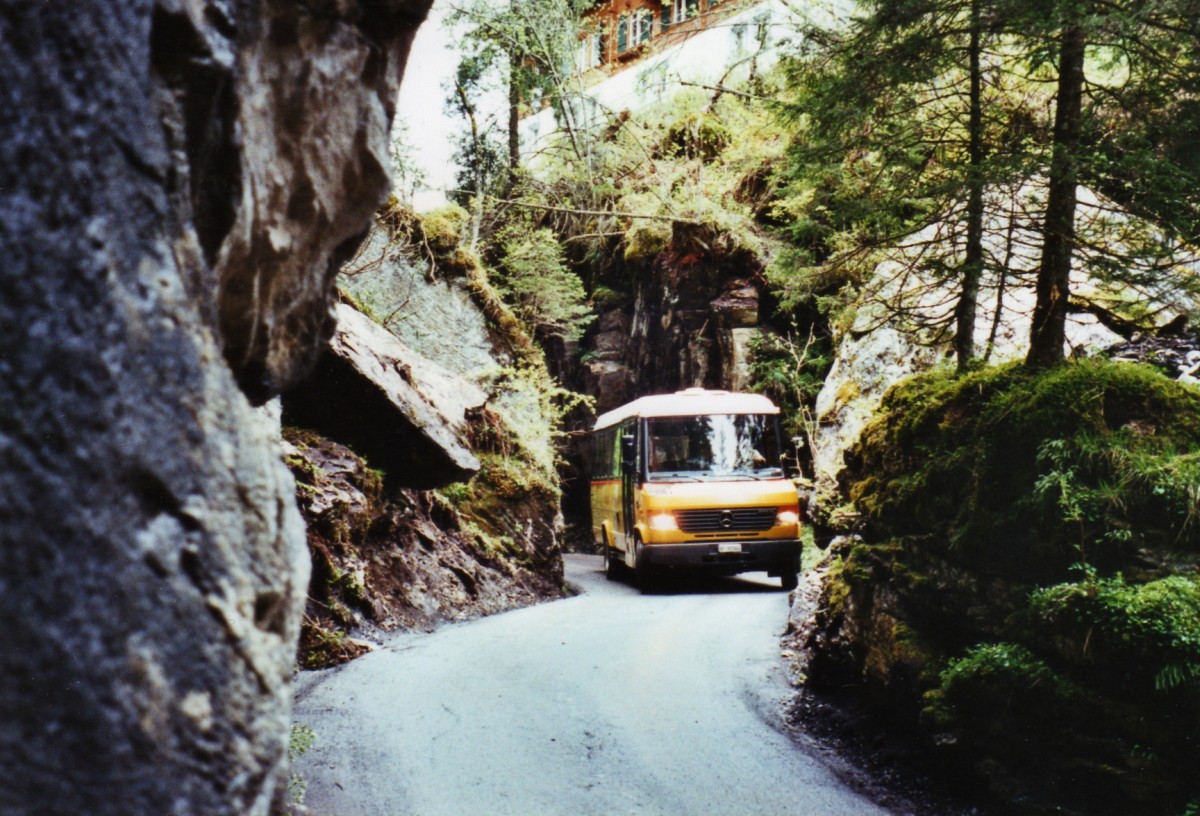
648, 512, 678, 531
776, 506, 800, 526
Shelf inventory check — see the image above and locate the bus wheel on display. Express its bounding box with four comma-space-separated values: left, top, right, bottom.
635, 539, 658, 594
779, 562, 800, 591
604, 547, 621, 581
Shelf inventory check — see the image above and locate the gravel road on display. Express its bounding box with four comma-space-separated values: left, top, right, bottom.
292, 554, 891, 815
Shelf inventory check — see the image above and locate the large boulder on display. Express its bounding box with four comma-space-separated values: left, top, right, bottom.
0, 1, 431, 814
803, 362, 1200, 813
282, 303, 484, 489
810, 183, 1200, 490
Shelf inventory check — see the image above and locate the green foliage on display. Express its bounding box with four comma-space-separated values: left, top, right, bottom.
925, 642, 1077, 726
390, 121, 425, 208
849, 359, 1200, 580
1028, 575, 1200, 694
495, 228, 593, 341
746, 328, 831, 439
504, 74, 786, 305
1034, 433, 1200, 568
664, 112, 731, 160
301, 623, 351, 670
488, 362, 593, 478
774, 0, 1200, 366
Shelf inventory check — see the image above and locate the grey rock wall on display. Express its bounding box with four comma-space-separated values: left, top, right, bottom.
0, 1, 431, 814
283, 304, 484, 489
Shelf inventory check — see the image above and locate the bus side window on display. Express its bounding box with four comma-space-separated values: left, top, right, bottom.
594, 428, 613, 480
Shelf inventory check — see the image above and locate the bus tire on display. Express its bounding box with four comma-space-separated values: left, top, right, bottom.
779, 561, 800, 591
635, 539, 658, 594
605, 547, 621, 581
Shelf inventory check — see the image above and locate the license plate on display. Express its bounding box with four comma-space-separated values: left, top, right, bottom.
718, 543, 743, 554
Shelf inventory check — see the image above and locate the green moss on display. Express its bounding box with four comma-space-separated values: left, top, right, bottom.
821, 554, 853, 619
834, 379, 861, 408
437, 482, 471, 506
848, 359, 1200, 581
623, 220, 671, 264
590, 285, 628, 310
417, 204, 469, 255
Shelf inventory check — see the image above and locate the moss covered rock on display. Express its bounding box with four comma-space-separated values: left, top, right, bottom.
805, 360, 1200, 814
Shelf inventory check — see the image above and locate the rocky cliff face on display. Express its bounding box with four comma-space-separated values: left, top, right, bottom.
579, 222, 768, 416
285, 209, 567, 661
0, 2, 430, 814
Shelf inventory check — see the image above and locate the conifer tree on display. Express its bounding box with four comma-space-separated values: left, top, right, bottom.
1012, 0, 1200, 367
779, 0, 1017, 372
782, 0, 1200, 370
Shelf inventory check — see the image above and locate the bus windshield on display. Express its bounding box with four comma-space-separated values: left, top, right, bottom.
646, 414, 783, 480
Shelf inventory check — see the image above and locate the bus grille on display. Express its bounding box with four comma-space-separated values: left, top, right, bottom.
675, 507, 776, 533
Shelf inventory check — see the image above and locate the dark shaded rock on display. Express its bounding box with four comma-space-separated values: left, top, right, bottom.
584, 360, 637, 415
710, 278, 759, 327
282, 304, 483, 489
578, 222, 769, 400
284, 431, 564, 664
0, 1, 431, 814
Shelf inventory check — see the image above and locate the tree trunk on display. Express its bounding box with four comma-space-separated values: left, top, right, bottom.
507, 59, 521, 193
1026, 16, 1086, 369
954, 0, 985, 373
454, 79, 485, 252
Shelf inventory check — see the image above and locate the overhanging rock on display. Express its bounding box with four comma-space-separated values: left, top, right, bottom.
284, 304, 482, 488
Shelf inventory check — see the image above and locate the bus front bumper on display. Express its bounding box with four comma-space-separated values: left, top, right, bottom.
639, 539, 801, 575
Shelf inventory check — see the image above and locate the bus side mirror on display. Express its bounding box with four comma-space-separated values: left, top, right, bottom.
621, 433, 636, 474
784, 436, 805, 479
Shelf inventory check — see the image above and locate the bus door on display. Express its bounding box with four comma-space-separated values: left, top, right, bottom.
620, 420, 638, 547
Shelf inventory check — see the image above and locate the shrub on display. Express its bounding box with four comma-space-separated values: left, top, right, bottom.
497, 228, 593, 341
1028, 575, 1200, 694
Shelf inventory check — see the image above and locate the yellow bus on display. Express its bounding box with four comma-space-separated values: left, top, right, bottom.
588, 388, 802, 592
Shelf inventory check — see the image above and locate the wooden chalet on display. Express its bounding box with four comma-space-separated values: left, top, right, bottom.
576, 0, 744, 76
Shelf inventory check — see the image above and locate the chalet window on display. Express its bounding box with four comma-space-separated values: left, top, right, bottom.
669, 0, 699, 24
631, 9, 652, 45
576, 30, 603, 70
614, 10, 651, 54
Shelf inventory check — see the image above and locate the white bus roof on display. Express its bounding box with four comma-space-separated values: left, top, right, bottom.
592, 388, 779, 431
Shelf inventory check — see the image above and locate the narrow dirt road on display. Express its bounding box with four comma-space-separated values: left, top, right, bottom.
293, 555, 891, 815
